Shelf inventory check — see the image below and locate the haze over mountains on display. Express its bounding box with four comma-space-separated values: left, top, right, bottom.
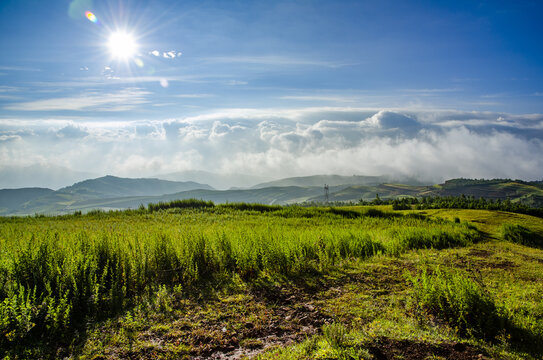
1, 174, 542, 216
0, 164, 97, 190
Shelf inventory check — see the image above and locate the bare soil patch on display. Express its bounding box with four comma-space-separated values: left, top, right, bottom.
368, 337, 490, 360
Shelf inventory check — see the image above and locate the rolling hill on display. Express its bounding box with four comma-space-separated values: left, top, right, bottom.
0, 188, 54, 215
251, 175, 389, 189
2, 176, 543, 216
319, 178, 543, 206
57, 175, 213, 198
2, 176, 213, 215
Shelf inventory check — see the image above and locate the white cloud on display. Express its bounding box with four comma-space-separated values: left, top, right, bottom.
1, 108, 542, 182
150, 50, 182, 59
0, 135, 21, 142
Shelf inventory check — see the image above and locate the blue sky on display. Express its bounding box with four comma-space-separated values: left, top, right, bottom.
1, 0, 543, 188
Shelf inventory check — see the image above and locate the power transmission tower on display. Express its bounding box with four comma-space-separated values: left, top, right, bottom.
324, 184, 329, 203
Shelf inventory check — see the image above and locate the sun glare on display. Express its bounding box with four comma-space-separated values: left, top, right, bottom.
107, 31, 138, 60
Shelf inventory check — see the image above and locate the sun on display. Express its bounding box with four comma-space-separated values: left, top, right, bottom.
107, 31, 138, 60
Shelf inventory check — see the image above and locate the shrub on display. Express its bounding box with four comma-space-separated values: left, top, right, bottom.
327, 207, 361, 219
148, 199, 214, 212
322, 323, 349, 349
218, 202, 282, 212
501, 224, 543, 248
392, 200, 412, 210
364, 208, 396, 218
409, 267, 505, 340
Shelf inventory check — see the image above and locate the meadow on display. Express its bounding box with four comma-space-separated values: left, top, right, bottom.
0, 201, 542, 359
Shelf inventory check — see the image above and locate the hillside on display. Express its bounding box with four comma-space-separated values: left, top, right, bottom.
2, 176, 543, 216
320, 179, 543, 206
4, 176, 213, 215
22, 186, 326, 214
1, 205, 543, 359
156, 170, 271, 190
57, 175, 213, 198
0, 188, 54, 215
251, 175, 391, 189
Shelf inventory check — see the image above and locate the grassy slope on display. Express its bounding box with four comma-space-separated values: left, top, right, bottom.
323, 180, 543, 205
10, 186, 326, 215
261, 209, 543, 360
6, 178, 543, 216
1, 207, 543, 359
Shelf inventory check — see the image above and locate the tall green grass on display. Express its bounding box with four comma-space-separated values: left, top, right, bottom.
502, 223, 543, 248
409, 265, 543, 355
409, 267, 504, 340
0, 205, 480, 348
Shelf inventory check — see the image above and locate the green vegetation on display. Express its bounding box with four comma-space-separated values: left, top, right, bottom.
1, 200, 543, 359
147, 198, 215, 211
502, 223, 543, 248
409, 267, 504, 340
4, 176, 543, 216
361, 194, 543, 217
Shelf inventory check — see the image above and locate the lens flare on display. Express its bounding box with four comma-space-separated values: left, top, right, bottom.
85, 11, 97, 23
134, 58, 144, 68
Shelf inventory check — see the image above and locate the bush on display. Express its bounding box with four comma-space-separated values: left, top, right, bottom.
409, 267, 505, 340
218, 203, 282, 212
328, 207, 361, 219
392, 199, 412, 210
148, 199, 215, 212
364, 208, 397, 218
501, 224, 543, 248
322, 322, 349, 349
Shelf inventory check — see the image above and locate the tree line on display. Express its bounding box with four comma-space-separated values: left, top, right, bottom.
359, 194, 543, 218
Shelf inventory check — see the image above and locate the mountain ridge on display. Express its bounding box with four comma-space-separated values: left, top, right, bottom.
1, 176, 543, 216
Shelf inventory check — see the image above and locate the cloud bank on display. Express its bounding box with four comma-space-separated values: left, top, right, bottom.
1, 107, 542, 187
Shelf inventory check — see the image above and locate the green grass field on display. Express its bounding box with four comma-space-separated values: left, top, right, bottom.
1, 204, 542, 359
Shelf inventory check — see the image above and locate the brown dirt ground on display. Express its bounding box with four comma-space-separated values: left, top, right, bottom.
368, 337, 490, 360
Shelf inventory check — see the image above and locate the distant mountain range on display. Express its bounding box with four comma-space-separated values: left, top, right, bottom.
0, 176, 212, 215
251, 174, 426, 189
155, 170, 271, 190
1, 175, 542, 216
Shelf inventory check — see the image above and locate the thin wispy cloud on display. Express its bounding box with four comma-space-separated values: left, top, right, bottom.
25, 75, 214, 89
0, 134, 21, 142
280, 95, 356, 103
399, 88, 461, 95
173, 94, 214, 98
0, 86, 21, 93
0, 65, 41, 72
202, 55, 347, 68
4, 89, 150, 112
226, 80, 248, 86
